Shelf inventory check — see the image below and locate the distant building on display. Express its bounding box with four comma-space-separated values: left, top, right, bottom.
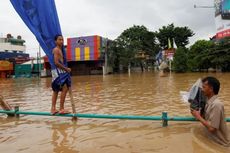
0, 34, 29, 64
0, 60, 13, 78
44, 35, 112, 76
67, 35, 108, 75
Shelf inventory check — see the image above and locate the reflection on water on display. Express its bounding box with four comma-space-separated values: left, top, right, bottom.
51, 122, 78, 153
0, 72, 230, 153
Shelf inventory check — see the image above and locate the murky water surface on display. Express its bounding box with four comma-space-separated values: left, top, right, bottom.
0, 72, 230, 153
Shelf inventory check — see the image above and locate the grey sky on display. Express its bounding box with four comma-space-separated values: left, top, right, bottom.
0, 0, 214, 56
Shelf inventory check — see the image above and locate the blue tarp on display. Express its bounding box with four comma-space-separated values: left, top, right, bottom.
10, 0, 63, 69
10, 0, 71, 86
0, 52, 29, 60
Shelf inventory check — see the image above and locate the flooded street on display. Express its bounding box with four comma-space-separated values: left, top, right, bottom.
0, 72, 230, 153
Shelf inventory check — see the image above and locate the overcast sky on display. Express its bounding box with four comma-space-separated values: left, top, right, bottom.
0, 0, 215, 57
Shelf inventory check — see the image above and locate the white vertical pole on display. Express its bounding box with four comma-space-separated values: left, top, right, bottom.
169, 60, 172, 72
38, 45, 41, 77
128, 64, 131, 76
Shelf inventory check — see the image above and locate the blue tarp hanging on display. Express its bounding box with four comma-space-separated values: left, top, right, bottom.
10, 0, 71, 86
10, 0, 66, 69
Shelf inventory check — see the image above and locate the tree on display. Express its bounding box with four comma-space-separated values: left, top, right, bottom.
156, 23, 194, 49
115, 25, 159, 70
106, 40, 118, 70
187, 40, 214, 71
174, 26, 194, 47
207, 38, 230, 71
156, 24, 174, 49
173, 47, 188, 73
187, 38, 230, 72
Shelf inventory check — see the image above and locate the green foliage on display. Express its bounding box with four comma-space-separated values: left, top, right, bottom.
114, 25, 159, 69
156, 23, 194, 49
187, 40, 214, 71
106, 24, 198, 73
174, 26, 194, 47
187, 38, 230, 72
207, 38, 230, 71
156, 24, 175, 49
172, 47, 188, 73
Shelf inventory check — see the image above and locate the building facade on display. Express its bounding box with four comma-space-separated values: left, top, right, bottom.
0, 34, 30, 78
0, 34, 29, 63
66, 35, 107, 75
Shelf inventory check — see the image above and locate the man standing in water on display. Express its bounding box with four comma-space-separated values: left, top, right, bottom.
191, 76, 230, 147
51, 35, 71, 115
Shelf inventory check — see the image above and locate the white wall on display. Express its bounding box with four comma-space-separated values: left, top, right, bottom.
0, 42, 26, 53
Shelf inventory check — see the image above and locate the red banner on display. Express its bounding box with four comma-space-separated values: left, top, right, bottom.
216, 29, 230, 39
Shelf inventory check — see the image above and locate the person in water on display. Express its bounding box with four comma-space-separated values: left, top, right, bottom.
191, 76, 230, 147
51, 35, 71, 115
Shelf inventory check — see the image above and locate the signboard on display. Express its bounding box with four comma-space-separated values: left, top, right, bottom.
215, 0, 230, 39
165, 49, 175, 60
67, 35, 104, 61
0, 61, 13, 71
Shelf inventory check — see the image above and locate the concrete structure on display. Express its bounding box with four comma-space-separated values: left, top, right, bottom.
0, 61, 13, 78
44, 35, 113, 76
14, 58, 44, 78
0, 34, 29, 63
0, 34, 31, 78
67, 35, 111, 75
0, 34, 26, 53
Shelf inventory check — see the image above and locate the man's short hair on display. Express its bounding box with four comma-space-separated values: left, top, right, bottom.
202, 76, 220, 95
54, 34, 63, 41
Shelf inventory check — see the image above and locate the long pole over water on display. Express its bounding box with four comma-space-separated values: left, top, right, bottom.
1, 109, 230, 127
0, 109, 196, 120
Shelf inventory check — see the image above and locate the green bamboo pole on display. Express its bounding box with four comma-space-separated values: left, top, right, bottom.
1, 109, 230, 122
0, 109, 162, 120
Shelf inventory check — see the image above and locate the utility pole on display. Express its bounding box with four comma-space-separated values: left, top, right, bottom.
38, 44, 41, 77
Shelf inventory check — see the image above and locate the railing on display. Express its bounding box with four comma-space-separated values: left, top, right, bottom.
1, 107, 230, 127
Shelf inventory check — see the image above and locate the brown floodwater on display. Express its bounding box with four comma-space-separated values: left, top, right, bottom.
0, 72, 230, 153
